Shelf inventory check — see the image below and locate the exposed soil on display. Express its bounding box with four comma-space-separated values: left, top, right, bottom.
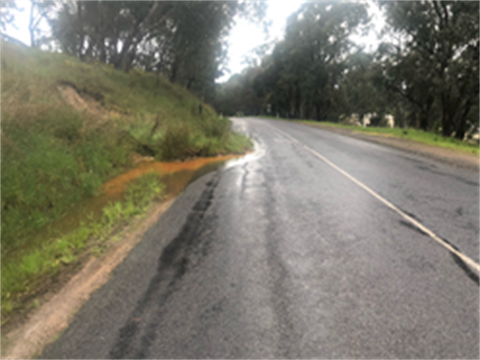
57, 82, 118, 122
2, 199, 175, 360
305, 123, 479, 171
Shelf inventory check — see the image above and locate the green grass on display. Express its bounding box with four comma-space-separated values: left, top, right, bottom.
1, 40, 252, 324
259, 116, 478, 155
1, 40, 252, 253
1, 172, 165, 323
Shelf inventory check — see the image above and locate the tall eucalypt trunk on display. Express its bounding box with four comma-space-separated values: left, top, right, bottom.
116, 33, 137, 72
28, 1, 37, 47
77, 1, 84, 60
441, 92, 454, 137
419, 95, 434, 131
454, 98, 472, 140
29, 0, 52, 48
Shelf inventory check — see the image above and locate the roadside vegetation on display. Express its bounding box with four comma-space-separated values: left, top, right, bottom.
257, 116, 478, 155
215, 2, 479, 142
299, 121, 480, 155
1, 40, 251, 322
1, 172, 164, 323
1, 40, 251, 250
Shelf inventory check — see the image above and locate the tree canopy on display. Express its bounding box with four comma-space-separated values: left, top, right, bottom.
3, 1, 478, 138
214, 1, 479, 139
378, 0, 479, 137
42, 1, 265, 101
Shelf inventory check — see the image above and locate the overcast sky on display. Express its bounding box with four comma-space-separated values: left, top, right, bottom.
4, 1, 385, 83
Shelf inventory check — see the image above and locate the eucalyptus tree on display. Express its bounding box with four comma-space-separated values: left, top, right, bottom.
160, 2, 238, 99
378, 0, 479, 137
50, 1, 175, 67
214, 64, 266, 116
214, 2, 370, 120
261, 2, 369, 120
1, 1, 20, 33
28, 0, 56, 47
48, 1, 265, 100
340, 50, 389, 122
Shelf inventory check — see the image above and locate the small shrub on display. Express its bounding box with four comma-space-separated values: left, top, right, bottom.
201, 116, 230, 139
158, 124, 195, 160
125, 172, 164, 208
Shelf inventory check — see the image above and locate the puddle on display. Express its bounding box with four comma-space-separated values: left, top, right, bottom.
3, 154, 242, 260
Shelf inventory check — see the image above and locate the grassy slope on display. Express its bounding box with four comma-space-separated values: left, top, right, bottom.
1, 40, 250, 249
1, 41, 251, 320
260, 117, 478, 154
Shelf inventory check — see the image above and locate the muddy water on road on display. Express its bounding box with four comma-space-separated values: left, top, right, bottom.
4, 155, 240, 260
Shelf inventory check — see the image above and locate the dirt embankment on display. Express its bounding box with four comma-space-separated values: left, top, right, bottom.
306, 124, 479, 171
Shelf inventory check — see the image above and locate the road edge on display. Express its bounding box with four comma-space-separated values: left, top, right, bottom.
257, 117, 479, 171
300, 122, 479, 171
2, 198, 176, 360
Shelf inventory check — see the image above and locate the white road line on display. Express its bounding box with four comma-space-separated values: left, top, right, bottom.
275, 127, 480, 274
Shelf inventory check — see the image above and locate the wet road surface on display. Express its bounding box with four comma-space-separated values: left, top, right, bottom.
42, 117, 479, 359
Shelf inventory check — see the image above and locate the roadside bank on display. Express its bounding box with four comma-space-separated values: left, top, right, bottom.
303, 123, 479, 171
1, 153, 242, 359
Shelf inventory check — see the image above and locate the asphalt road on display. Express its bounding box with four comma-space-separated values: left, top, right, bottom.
42, 117, 479, 359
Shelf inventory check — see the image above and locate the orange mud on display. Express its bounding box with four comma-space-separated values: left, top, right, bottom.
102, 154, 239, 196
4, 155, 239, 260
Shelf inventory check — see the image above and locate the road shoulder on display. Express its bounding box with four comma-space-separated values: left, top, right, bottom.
300, 122, 479, 171
1, 199, 175, 360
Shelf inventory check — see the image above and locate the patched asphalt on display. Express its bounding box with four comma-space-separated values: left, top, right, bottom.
41, 117, 479, 359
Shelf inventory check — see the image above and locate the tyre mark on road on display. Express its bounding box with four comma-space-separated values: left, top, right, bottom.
109, 174, 220, 358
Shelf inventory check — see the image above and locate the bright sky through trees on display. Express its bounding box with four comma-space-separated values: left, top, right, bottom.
3, 0, 33, 45
221, 0, 304, 82
220, 0, 385, 82
4, 0, 384, 83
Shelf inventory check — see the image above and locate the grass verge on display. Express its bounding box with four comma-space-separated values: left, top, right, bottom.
1, 172, 164, 324
259, 116, 478, 155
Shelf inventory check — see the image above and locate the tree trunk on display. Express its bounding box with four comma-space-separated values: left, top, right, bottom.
440, 84, 465, 137
29, 2, 36, 47
441, 93, 454, 137
454, 99, 472, 140
97, 3, 106, 63
315, 102, 321, 121
115, 21, 141, 72
288, 86, 294, 118
99, 38, 106, 63
419, 111, 428, 131
294, 82, 301, 119
186, 76, 195, 90
170, 56, 180, 83
419, 96, 434, 131
77, 1, 84, 60
117, 38, 134, 72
